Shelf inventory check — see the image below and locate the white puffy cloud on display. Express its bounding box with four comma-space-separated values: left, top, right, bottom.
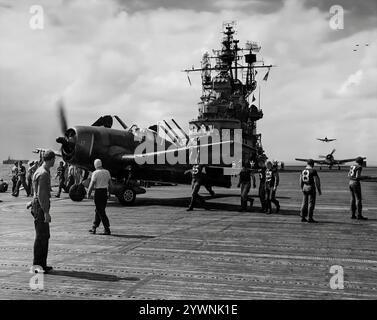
0, 0, 376, 165
337, 69, 363, 95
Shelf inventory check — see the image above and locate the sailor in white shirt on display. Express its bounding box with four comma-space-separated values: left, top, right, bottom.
87, 159, 112, 235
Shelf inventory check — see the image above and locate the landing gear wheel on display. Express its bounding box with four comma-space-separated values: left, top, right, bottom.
69, 183, 86, 202
117, 187, 136, 205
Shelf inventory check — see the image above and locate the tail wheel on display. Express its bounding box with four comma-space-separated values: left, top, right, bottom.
117, 187, 136, 205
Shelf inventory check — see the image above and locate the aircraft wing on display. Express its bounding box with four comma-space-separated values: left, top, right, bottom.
295, 158, 326, 165
33, 147, 62, 158
334, 157, 365, 165
122, 140, 233, 161
316, 138, 336, 142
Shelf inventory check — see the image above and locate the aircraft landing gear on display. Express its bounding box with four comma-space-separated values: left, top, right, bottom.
68, 183, 87, 201
117, 186, 136, 205
111, 179, 146, 206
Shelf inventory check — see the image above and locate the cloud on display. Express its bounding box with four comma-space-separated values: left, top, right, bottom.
323, 40, 377, 100
337, 69, 363, 95
116, 0, 285, 14
304, 0, 377, 40
0, 0, 376, 165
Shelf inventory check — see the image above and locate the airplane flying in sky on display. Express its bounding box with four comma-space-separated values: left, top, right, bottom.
295, 149, 366, 170
316, 136, 336, 143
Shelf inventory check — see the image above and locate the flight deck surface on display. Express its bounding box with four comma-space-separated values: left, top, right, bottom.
1, 168, 377, 299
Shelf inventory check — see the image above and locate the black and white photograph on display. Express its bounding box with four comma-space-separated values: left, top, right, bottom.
0, 0, 377, 308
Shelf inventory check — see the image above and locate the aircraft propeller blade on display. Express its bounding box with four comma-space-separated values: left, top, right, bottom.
57, 99, 68, 134
331, 149, 336, 155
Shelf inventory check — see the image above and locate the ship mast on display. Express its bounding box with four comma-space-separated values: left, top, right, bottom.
185, 21, 273, 164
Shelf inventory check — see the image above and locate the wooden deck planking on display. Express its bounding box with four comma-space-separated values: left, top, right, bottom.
0, 168, 377, 299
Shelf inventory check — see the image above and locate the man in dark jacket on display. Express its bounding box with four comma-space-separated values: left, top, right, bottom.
300, 159, 321, 223
186, 164, 208, 211
237, 161, 256, 212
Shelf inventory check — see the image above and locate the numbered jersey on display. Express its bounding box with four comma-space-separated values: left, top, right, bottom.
265, 169, 276, 188
301, 168, 318, 186
348, 164, 362, 181
192, 165, 204, 182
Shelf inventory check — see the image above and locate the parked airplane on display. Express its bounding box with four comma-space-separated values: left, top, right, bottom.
36, 102, 237, 205
295, 149, 366, 170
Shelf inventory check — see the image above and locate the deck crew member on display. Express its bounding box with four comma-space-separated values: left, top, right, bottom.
74, 166, 84, 184
11, 161, 18, 194
87, 159, 112, 235
204, 184, 215, 197
55, 161, 66, 198
186, 164, 207, 211
65, 165, 75, 192
202, 168, 215, 197
13, 161, 30, 197
265, 161, 280, 214
257, 158, 267, 212
0, 179, 8, 193
26, 161, 38, 197
237, 161, 256, 212
300, 159, 321, 223
31, 150, 55, 273
348, 157, 368, 220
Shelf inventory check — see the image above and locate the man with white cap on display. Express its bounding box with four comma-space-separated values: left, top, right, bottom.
87, 159, 112, 235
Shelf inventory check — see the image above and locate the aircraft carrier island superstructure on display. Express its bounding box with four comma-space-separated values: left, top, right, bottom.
185, 22, 272, 165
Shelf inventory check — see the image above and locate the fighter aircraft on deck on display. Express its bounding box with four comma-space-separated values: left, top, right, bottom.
295, 149, 366, 170
35, 102, 237, 205
316, 136, 336, 143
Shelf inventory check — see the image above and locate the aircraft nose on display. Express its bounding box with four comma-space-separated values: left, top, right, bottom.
56, 136, 68, 146
56, 128, 76, 160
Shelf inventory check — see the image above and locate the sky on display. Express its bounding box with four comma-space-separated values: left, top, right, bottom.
0, 0, 376, 165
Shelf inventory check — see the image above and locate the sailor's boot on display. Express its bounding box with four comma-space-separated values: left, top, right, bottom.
248, 198, 254, 211
239, 200, 246, 212
103, 228, 111, 235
